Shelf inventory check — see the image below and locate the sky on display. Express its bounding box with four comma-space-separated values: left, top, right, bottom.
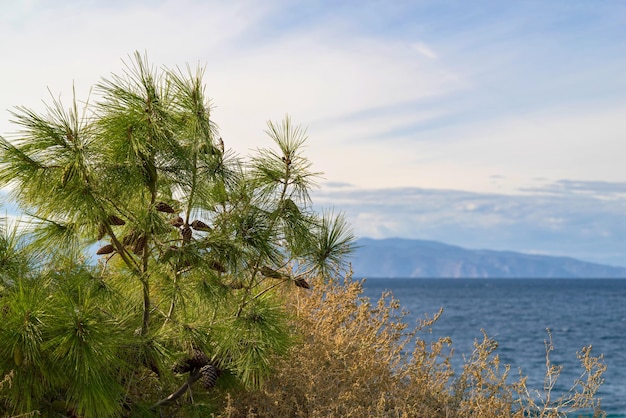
1, 0, 625, 266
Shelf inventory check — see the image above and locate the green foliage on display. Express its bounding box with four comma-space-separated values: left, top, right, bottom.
0, 264, 129, 416
0, 53, 355, 416
0, 219, 32, 283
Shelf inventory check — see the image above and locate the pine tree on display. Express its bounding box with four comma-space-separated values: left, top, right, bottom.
0, 52, 355, 417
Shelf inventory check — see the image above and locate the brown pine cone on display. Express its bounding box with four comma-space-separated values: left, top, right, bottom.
199, 364, 219, 390
96, 244, 115, 255
294, 277, 311, 289
171, 349, 209, 374
181, 226, 192, 244
132, 235, 147, 255
188, 349, 209, 369
191, 219, 211, 232
155, 202, 176, 213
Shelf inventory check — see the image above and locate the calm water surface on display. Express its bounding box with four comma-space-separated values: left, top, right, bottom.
361, 278, 626, 417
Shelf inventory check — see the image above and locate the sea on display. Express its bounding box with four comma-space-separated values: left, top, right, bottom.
360, 278, 626, 417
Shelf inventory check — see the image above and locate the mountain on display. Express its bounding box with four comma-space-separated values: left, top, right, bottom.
349, 238, 626, 278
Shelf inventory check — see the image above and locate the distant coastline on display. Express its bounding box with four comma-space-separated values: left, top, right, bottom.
349, 237, 626, 279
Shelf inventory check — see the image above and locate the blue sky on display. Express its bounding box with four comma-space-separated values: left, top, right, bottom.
1, 1, 625, 266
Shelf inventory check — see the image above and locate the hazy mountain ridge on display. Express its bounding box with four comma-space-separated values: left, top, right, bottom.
350, 238, 626, 278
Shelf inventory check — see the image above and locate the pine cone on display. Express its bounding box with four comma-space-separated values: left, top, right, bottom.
172, 349, 209, 374
155, 202, 176, 213
191, 219, 211, 232
188, 349, 209, 369
294, 277, 311, 289
199, 364, 219, 390
181, 226, 192, 244
132, 235, 147, 254
96, 244, 115, 255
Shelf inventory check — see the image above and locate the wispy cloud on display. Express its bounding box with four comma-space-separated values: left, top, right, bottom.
411, 42, 438, 59
521, 180, 626, 199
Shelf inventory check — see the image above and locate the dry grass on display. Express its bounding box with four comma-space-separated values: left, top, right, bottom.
211, 274, 607, 418
0, 371, 12, 392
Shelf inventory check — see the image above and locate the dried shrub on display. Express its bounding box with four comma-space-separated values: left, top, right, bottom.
513, 330, 607, 417
0, 371, 12, 392
213, 274, 607, 418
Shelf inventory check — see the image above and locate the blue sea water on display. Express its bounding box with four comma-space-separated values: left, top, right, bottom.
360, 278, 626, 417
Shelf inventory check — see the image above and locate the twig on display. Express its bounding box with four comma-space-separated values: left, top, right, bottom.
150, 368, 202, 409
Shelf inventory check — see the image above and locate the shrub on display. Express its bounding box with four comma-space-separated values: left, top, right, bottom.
214, 273, 607, 418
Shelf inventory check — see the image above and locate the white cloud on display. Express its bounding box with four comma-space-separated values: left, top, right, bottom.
380, 103, 626, 194
411, 41, 438, 59
313, 183, 626, 267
